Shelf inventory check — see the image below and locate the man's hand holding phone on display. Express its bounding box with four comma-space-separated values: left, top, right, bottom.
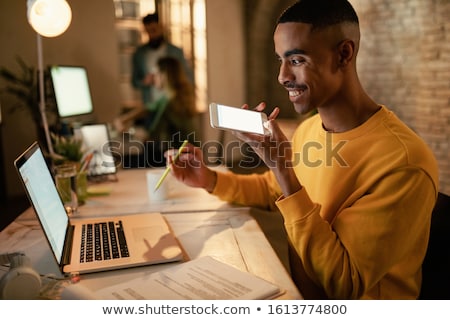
210, 102, 302, 196
209, 103, 272, 136
209, 101, 293, 168
232, 103, 289, 168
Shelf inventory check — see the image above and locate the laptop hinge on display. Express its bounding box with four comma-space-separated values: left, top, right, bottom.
62, 224, 74, 266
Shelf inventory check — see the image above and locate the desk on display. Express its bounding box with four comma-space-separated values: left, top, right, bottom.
81, 167, 235, 216
0, 168, 302, 300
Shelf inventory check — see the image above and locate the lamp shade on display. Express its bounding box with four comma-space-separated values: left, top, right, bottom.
27, 0, 72, 37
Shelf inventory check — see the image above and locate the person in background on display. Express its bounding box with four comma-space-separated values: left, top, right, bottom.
115, 56, 197, 167
132, 12, 193, 108
166, 0, 439, 299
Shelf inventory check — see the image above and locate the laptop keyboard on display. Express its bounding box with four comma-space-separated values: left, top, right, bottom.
80, 220, 129, 263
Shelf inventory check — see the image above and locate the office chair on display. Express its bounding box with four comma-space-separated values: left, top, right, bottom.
419, 192, 450, 299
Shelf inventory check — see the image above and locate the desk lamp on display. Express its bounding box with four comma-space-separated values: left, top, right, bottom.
27, 0, 72, 156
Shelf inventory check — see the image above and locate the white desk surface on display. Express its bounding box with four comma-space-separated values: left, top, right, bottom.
81, 167, 236, 216
0, 168, 302, 300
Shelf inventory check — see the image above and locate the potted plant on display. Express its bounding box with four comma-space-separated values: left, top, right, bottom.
0, 56, 57, 150
51, 132, 84, 165
51, 132, 89, 205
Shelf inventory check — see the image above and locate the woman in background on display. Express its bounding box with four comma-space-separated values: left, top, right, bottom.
115, 56, 197, 166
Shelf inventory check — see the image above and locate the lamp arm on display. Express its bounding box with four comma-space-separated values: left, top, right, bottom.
36, 34, 54, 156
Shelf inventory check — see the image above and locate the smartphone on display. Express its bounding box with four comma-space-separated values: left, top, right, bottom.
209, 103, 270, 135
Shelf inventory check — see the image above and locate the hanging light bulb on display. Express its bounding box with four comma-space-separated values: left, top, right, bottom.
27, 0, 72, 37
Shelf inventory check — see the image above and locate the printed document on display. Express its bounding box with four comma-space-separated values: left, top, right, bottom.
96, 256, 282, 299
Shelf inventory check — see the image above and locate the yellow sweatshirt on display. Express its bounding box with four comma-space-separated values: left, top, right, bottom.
212, 106, 439, 299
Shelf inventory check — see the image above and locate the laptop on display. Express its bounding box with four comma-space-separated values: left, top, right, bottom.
14, 141, 183, 275
77, 123, 117, 177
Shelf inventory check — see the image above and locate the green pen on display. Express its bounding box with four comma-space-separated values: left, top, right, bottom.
154, 139, 189, 192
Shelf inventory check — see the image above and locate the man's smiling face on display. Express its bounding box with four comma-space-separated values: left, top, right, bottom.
274, 22, 344, 115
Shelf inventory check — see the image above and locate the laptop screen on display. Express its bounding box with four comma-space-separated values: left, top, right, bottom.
15, 143, 69, 264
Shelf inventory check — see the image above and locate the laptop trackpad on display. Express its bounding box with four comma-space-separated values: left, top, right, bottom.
132, 226, 181, 260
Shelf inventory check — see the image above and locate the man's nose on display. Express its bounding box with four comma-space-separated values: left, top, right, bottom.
278, 63, 294, 86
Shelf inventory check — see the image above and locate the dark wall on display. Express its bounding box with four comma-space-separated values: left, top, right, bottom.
352, 0, 449, 194
243, 0, 449, 194
244, 0, 299, 119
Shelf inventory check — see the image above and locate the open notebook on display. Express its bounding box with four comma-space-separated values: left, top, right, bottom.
14, 141, 183, 275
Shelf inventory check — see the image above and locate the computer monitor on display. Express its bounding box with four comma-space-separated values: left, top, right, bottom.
49, 65, 94, 123
78, 123, 117, 177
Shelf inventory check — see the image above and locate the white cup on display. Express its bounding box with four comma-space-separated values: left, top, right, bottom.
146, 169, 169, 202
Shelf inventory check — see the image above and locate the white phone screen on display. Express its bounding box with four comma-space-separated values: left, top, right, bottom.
217, 104, 265, 134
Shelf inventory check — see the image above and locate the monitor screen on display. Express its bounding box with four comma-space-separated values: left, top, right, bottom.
49, 65, 94, 118
79, 124, 117, 176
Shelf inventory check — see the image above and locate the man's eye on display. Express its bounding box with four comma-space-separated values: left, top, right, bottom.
291, 58, 305, 65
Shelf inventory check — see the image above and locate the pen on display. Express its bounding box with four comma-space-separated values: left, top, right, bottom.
79, 152, 93, 173
154, 139, 189, 191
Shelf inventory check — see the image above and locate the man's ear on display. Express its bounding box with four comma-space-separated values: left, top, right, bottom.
337, 39, 355, 67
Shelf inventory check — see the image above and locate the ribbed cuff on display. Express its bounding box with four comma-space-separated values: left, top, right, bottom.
211, 170, 235, 197
276, 187, 317, 224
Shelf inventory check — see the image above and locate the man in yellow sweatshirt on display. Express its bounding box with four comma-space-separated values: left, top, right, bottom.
168, 0, 439, 299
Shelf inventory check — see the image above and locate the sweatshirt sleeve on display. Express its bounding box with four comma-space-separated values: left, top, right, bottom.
212, 169, 282, 211
276, 167, 437, 299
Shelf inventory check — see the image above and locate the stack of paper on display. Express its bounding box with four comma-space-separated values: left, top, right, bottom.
96, 256, 282, 300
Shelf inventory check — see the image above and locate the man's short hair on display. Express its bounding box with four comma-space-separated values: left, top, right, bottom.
143, 13, 159, 25
278, 0, 359, 30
